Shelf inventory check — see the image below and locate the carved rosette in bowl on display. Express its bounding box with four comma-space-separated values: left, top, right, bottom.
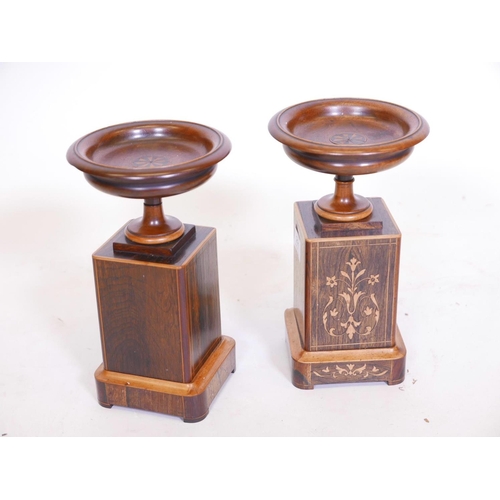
269, 98, 429, 221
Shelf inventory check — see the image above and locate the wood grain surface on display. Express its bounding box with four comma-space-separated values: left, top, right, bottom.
91, 223, 235, 420
288, 198, 406, 388
93, 224, 221, 383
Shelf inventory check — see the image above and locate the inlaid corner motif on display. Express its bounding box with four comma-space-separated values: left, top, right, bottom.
322, 257, 381, 341
313, 364, 388, 380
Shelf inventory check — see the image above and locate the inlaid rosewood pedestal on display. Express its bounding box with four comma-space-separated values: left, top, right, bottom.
269, 98, 429, 389
67, 120, 235, 421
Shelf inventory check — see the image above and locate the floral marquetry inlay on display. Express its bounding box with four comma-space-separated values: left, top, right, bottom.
313, 364, 388, 380
322, 257, 381, 341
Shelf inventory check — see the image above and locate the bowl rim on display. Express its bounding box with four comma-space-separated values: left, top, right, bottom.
268, 98, 429, 155
67, 120, 231, 178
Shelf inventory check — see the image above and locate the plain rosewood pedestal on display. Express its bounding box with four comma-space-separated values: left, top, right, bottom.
67, 120, 235, 422
286, 199, 406, 389
92, 223, 235, 422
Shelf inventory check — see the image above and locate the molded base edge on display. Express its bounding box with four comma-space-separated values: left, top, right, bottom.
285, 309, 406, 389
95, 336, 236, 422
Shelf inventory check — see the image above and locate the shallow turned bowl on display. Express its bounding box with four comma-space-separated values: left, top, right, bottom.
67, 120, 230, 244
67, 120, 231, 199
269, 98, 429, 221
269, 98, 429, 176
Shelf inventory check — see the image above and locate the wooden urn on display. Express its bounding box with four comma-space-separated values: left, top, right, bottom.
269, 98, 429, 389
67, 120, 235, 422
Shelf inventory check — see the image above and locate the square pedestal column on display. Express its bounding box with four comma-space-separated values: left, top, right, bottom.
287, 198, 406, 389
91, 223, 235, 422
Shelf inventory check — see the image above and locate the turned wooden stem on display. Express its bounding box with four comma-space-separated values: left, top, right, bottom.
332, 175, 356, 208
143, 198, 169, 228
125, 198, 184, 245
314, 175, 373, 222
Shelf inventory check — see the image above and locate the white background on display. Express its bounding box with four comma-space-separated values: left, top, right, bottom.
0, 1, 498, 495
2, 61, 498, 436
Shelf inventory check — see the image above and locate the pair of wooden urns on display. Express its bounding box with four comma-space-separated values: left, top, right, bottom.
67, 98, 429, 422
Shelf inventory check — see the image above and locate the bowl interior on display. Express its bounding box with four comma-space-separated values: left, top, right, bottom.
277, 99, 423, 150
77, 121, 223, 173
